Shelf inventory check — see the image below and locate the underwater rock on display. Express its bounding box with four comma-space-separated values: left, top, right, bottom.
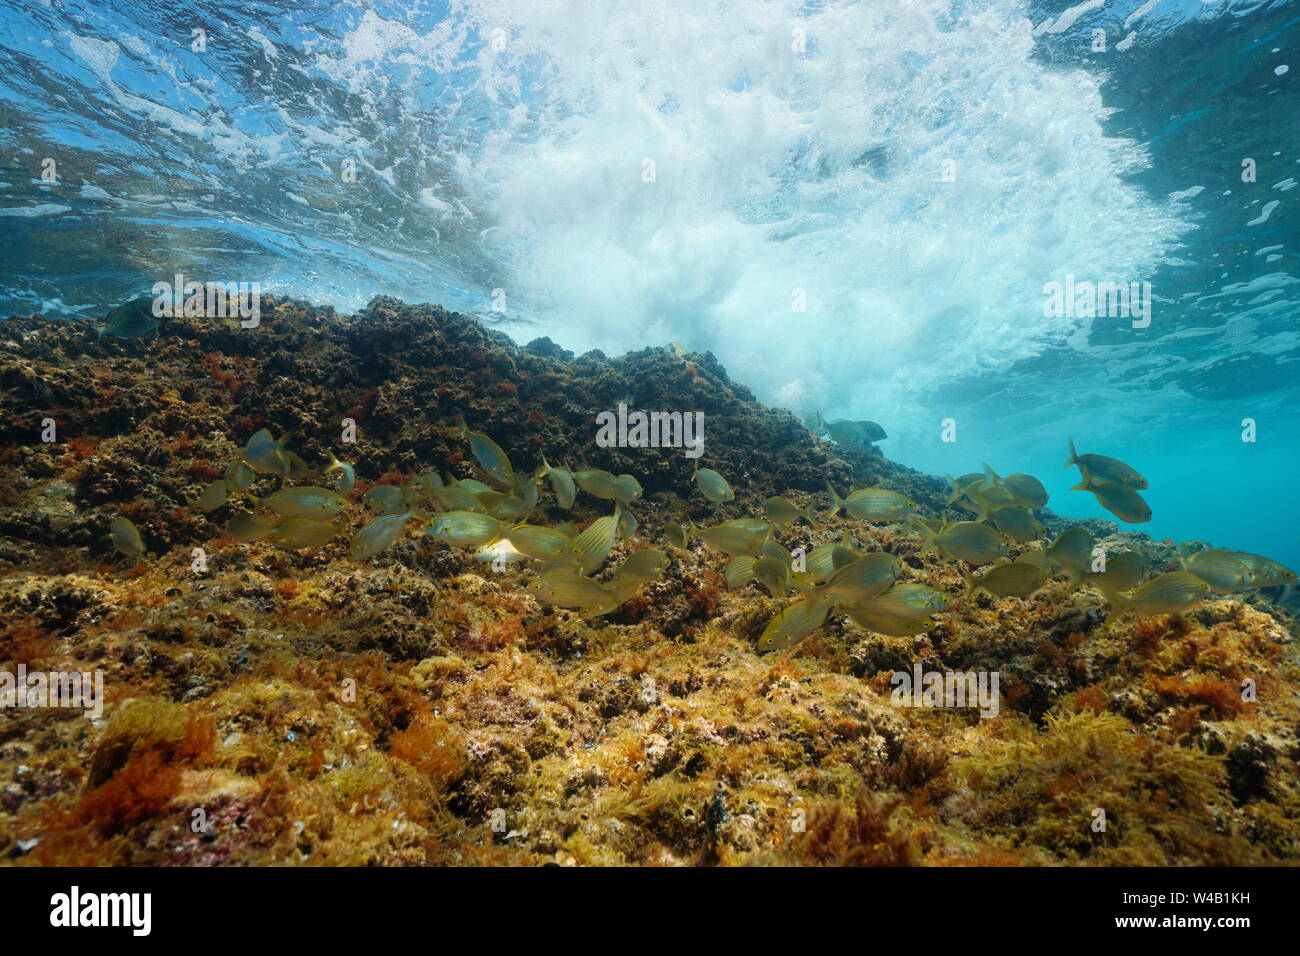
0, 294, 1295, 867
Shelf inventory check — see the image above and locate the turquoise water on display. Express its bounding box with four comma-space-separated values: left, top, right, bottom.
1, 0, 1296, 567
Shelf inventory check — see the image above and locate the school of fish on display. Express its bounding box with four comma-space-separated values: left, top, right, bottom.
105, 424, 1296, 652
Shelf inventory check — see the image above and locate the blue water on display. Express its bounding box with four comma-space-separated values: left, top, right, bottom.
1, 0, 1297, 568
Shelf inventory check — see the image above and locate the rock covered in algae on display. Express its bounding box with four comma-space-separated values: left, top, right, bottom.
0, 295, 1295, 866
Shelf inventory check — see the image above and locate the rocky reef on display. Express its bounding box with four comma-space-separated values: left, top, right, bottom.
0, 296, 1296, 866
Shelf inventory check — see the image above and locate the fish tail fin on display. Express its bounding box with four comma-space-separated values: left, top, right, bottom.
1103, 593, 1129, 628
915, 519, 937, 555
1092, 580, 1122, 603
539, 454, 552, 476
791, 579, 818, 600
944, 475, 962, 506
1066, 438, 1079, 468
962, 566, 976, 600
980, 462, 1000, 490
325, 450, 342, 474
825, 483, 843, 518
1064, 567, 1084, 592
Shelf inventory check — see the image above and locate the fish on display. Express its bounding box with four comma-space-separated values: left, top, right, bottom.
726, 556, 758, 589
540, 456, 577, 509
614, 548, 669, 584
571, 468, 622, 500
945, 473, 986, 507
1084, 551, 1147, 595
798, 553, 901, 606
693, 467, 735, 503
664, 521, 689, 551
974, 463, 1033, 501
820, 414, 887, 447
572, 505, 621, 574
612, 474, 643, 505
800, 536, 861, 584
763, 496, 811, 531
1076, 477, 1152, 524
108, 517, 146, 557
243, 429, 291, 478
1014, 548, 1055, 570
917, 520, 1005, 565
478, 488, 535, 523
363, 485, 411, 514
507, 523, 579, 565
410, 471, 444, 505
349, 511, 410, 560
1225, 551, 1297, 589
269, 517, 337, 550
285, 451, 314, 481
475, 470, 539, 522
963, 558, 1048, 599
753, 556, 791, 597
843, 603, 936, 637
424, 510, 506, 549
451, 478, 494, 495
187, 479, 229, 513
224, 460, 256, 492
432, 483, 486, 513
452, 415, 514, 488
1179, 548, 1252, 594
602, 574, 646, 608
827, 485, 916, 522
695, 518, 770, 557
325, 452, 356, 494
1066, 439, 1148, 490
617, 508, 639, 540
725, 517, 773, 533
98, 296, 161, 339
1002, 472, 1049, 509
962, 481, 1018, 521
991, 507, 1044, 543
225, 511, 277, 543
1046, 526, 1095, 588
859, 582, 952, 619
762, 537, 793, 564
474, 539, 528, 566
1105, 571, 1210, 624
528, 571, 620, 616
757, 598, 832, 652
253, 486, 349, 519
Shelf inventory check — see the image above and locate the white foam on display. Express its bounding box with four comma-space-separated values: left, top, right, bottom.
384, 0, 1191, 425
0, 204, 71, 217
1247, 200, 1280, 225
